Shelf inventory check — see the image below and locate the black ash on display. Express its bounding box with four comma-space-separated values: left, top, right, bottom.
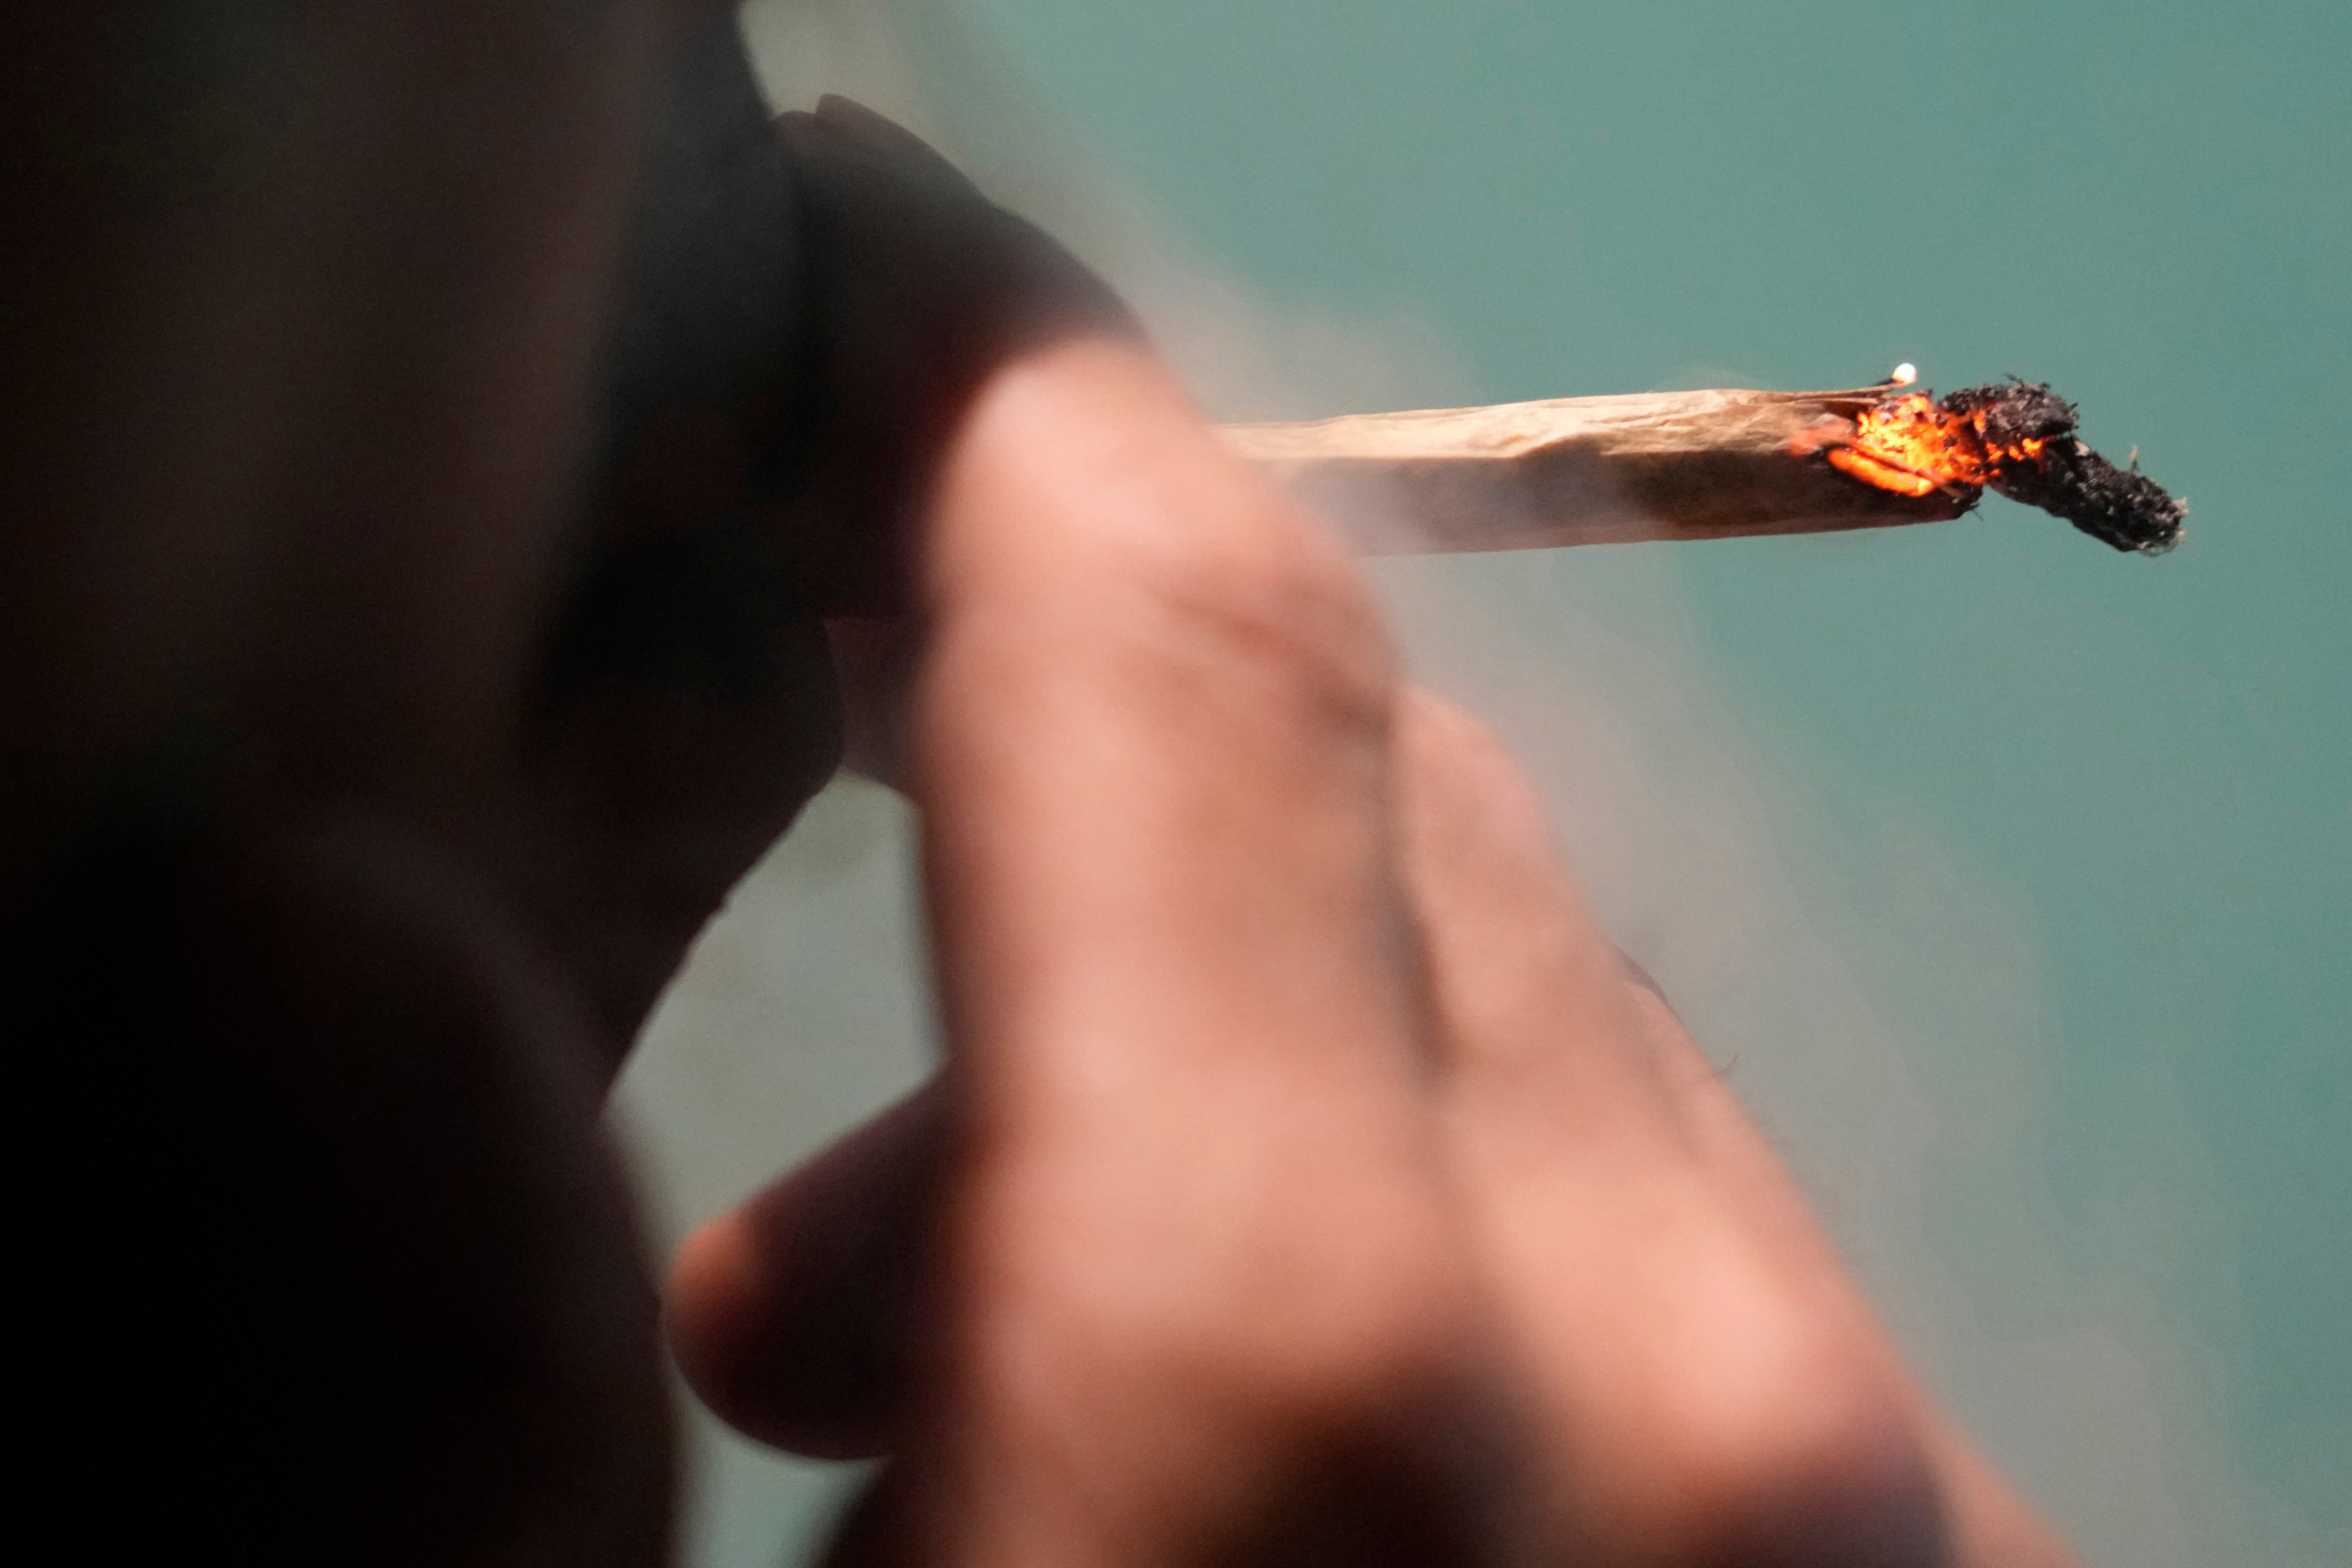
1946, 381, 2186, 555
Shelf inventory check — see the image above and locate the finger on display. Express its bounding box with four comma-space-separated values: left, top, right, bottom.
1617, 975, 2084, 1567
1389, 696, 1957, 1565
918, 341, 1416, 1095
907, 341, 1475, 1560
1391, 683, 1874, 1231
665, 1080, 948, 1460
1389, 688, 1674, 1129
806, 96, 986, 193
771, 101, 1141, 616
1613, 949, 1854, 1251
918, 341, 1438, 1195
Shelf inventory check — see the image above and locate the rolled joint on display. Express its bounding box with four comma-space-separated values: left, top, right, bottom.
1220, 378, 2180, 557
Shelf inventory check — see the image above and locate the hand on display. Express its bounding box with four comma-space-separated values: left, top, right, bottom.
512, 91, 1132, 1041
767, 96, 1142, 616
664, 340, 2080, 1567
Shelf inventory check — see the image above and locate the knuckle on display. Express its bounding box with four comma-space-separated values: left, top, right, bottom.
1393, 687, 1568, 889
1238, 1210, 1472, 1418
994, 1179, 1473, 1433
1703, 1375, 1942, 1567
1598, 1326, 1948, 1568
1120, 506, 1396, 747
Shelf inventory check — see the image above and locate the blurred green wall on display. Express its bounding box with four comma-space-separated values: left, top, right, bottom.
619, 4, 2348, 1563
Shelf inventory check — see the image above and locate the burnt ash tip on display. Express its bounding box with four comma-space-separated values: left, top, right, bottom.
1943, 380, 2079, 449
1943, 380, 2186, 556
1988, 439, 2187, 555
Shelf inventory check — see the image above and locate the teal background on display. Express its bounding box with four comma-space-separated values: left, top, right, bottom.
615, 3, 2349, 1563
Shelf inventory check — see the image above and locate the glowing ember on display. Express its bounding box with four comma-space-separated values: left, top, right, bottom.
1820, 380, 2184, 554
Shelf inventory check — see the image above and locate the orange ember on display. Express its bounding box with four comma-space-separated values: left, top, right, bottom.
1803, 379, 2185, 555
1824, 392, 2045, 499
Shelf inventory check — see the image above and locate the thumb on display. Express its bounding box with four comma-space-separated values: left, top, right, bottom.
665, 1079, 952, 1459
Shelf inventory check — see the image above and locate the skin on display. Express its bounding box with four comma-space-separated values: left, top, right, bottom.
668, 339, 2079, 1568
3, 8, 2078, 1564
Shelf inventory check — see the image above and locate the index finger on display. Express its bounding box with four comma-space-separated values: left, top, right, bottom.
917, 338, 1418, 1110
902, 338, 1477, 1562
